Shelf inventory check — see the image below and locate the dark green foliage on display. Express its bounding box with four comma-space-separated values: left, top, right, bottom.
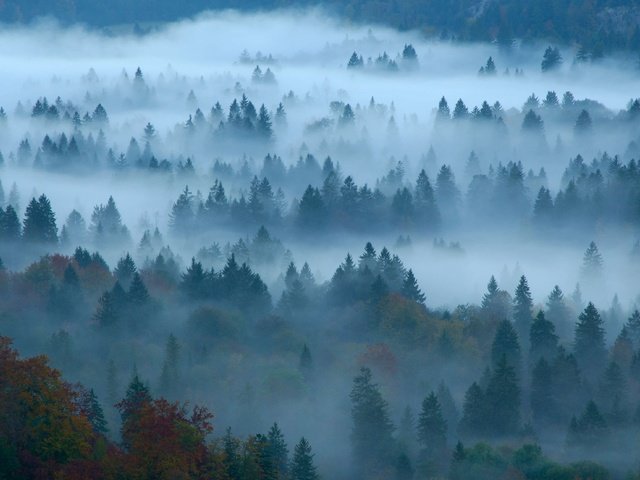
485, 355, 521, 437
417, 392, 447, 476
574, 302, 607, 383
114, 253, 136, 289
513, 275, 533, 345
491, 319, 521, 372
541, 46, 563, 72
401, 269, 425, 304
350, 367, 395, 474
290, 437, 319, 480
267, 423, 289, 479
567, 401, 608, 450
529, 311, 559, 365
22, 195, 57, 244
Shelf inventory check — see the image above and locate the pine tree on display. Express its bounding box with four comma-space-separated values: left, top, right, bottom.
94, 290, 119, 327
459, 382, 485, 438
402, 269, 426, 304
531, 358, 555, 426
159, 333, 180, 396
114, 253, 137, 289
574, 302, 607, 384
491, 319, 522, 372
117, 374, 152, 443
22, 194, 57, 243
541, 46, 562, 72
299, 343, 313, 381
350, 367, 395, 473
529, 311, 559, 364
513, 275, 533, 347
257, 104, 273, 140
128, 272, 150, 307
485, 355, 521, 436
83, 388, 108, 434
437, 382, 458, 442
567, 400, 608, 449
546, 286, 572, 342
290, 437, 319, 480
574, 110, 592, 135
266, 423, 289, 479
417, 392, 447, 475
582, 241, 603, 278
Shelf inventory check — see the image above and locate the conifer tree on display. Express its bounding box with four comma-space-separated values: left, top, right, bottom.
459, 382, 485, 438
267, 423, 289, 479
513, 275, 533, 347
485, 355, 521, 436
491, 319, 522, 372
574, 302, 607, 383
582, 241, 603, 278
114, 253, 137, 289
350, 367, 394, 473
546, 285, 572, 342
529, 311, 559, 364
417, 392, 447, 475
402, 269, 426, 304
290, 437, 319, 480
22, 194, 57, 243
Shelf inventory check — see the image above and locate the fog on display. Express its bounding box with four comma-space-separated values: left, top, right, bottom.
1, 8, 640, 480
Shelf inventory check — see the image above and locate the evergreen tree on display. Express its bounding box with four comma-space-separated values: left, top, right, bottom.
299, 343, 313, 381
128, 272, 150, 307
350, 367, 395, 474
546, 285, 572, 342
581, 241, 603, 278
531, 358, 555, 426
574, 302, 607, 383
290, 437, 319, 480
417, 392, 447, 475
541, 46, 562, 72
529, 311, 559, 364
0, 205, 21, 241
257, 104, 273, 140
402, 269, 425, 304
22, 194, 57, 243
491, 319, 522, 372
159, 333, 180, 396
485, 355, 521, 436
81, 388, 108, 434
513, 275, 533, 347
267, 423, 289, 479
114, 253, 137, 289
459, 382, 485, 438
574, 109, 592, 135
567, 400, 608, 449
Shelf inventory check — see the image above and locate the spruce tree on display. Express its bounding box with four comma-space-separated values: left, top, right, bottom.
546, 285, 571, 342
459, 382, 485, 438
491, 319, 522, 372
267, 423, 289, 479
485, 355, 521, 436
402, 269, 426, 304
114, 253, 137, 289
574, 302, 607, 383
350, 367, 395, 473
531, 358, 555, 426
529, 311, 559, 364
513, 275, 533, 345
290, 437, 319, 480
417, 392, 447, 475
581, 241, 603, 278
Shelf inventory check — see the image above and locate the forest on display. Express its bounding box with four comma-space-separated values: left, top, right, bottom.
1, 0, 640, 56
0, 7, 640, 480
